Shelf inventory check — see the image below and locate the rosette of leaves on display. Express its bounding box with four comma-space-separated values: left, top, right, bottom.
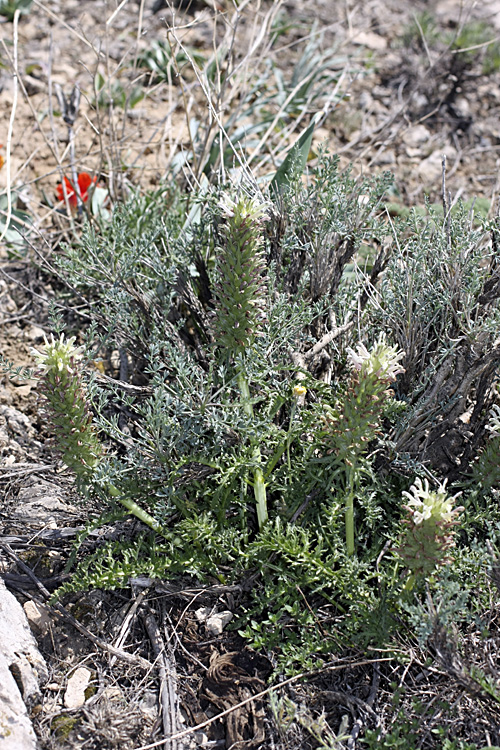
398, 477, 463, 580
214, 194, 268, 357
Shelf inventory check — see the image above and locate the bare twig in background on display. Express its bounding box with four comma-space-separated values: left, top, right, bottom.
1, 544, 152, 671
143, 611, 182, 750
0, 9, 20, 244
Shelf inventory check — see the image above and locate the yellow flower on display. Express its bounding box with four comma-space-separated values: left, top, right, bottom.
293, 384, 307, 398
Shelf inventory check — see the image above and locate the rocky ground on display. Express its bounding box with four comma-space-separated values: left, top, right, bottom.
2, 0, 500, 748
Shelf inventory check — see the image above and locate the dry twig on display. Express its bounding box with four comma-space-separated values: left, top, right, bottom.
1, 543, 152, 671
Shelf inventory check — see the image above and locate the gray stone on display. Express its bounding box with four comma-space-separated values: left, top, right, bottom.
205, 611, 233, 636
0, 579, 48, 749
64, 667, 92, 709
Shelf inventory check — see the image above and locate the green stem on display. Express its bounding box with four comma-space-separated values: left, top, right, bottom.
237, 371, 253, 419
345, 467, 355, 556
237, 371, 268, 528
108, 484, 165, 535
286, 402, 297, 475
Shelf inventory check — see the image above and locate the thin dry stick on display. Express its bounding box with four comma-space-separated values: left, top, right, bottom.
106, 0, 132, 26
7, 79, 72, 175
133, 0, 147, 72
132, 657, 392, 750
0, 464, 57, 480
1, 543, 152, 671
167, 28, 255, 185
143, 612, 180, 750
166, 25, 203, 182
31, 0, 96, 50
0, 30, 74, 237
232, 0, 282, 79
54, 85, 85, 216
0, 9, 20, 244
110, 588, 150, 668
199, 0, 283, 177
248, 68, 322, 166
303, 320, 354, 362
103, 19, 120, 201
48, 49, 74, 229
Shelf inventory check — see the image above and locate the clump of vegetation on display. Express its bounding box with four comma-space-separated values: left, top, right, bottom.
30, 150, 500, 704
4, 2, 500, 745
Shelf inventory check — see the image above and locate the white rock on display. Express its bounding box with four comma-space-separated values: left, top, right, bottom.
350, 29, 387, 50
64, 667, 92, 709
194, 606, 211, 623
205, 611, 233, 636
13, 385, 32, 399
0, 658, 40, 749
23, 601, 52, 636
0, 579, 48, 749
411, 92, 429, 110
25, 325, 46, 342
358, 91, 373, 110
402, 125, 431, 148
194, 731, 209, 745
0, 405, 34, 439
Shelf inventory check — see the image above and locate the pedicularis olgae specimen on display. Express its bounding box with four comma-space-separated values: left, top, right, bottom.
31, 334, 101, 480
214, 194, 268, 355
398, 477, 463, 582
32, 334, 164, 534
214, 194, 270, 527
324, 335, 405, 556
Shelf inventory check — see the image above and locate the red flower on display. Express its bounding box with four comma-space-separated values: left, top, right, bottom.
56, 172, 96, 208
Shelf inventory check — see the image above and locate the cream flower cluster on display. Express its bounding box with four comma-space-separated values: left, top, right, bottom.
31, 333, 85, 376
347, 334, 405, 383
402, 477, 461, 526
